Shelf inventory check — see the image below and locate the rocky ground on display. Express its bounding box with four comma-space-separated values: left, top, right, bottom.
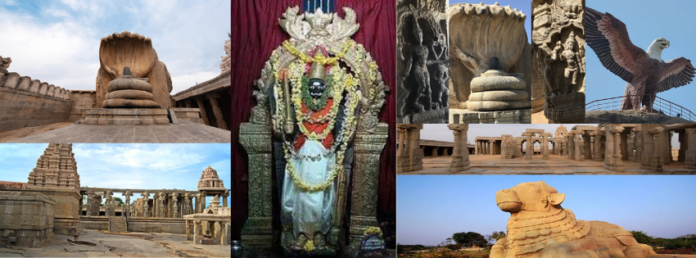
0, 229, 230, 257
586, 110, 695, 123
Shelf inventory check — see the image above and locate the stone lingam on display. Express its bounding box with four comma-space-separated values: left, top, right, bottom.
79, 67, 171, 125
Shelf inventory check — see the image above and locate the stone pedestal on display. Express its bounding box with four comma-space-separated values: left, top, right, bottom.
448, 124, 470, 172
239, 122, 273, 248
80, 108, 170, 125
0, 191, 55, 248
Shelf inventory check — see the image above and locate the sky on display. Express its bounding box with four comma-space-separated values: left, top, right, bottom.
0, 0, 230, 95
585, 0, 696, 112
450, 0, 532, 43
397, 175, 696, 245
0, 144, 231, 204
420, 124, 682, 148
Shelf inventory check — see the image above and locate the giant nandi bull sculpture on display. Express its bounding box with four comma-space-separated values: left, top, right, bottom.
492, 181, 659, 258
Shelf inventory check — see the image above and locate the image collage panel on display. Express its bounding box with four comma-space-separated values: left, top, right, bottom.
0, 1, 234, 258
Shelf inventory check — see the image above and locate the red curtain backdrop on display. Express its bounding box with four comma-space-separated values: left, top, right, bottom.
231, 0, 396, 242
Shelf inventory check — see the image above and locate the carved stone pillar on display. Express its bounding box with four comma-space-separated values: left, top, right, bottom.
542, 133, 551, 160
591, 131, 603, 161
620, 131, 629, 161
603, 125, 625, 172
448, 124, 470, 172
124, 191, 132, 217
685, 128, 696, 169
184, 99, 192, 108
658, 129, 671, 165
583, 132, 592, 160
142, 192, 150, 217
186, 220, 192, 240
349, 123, 388, 248
193, 220, 202, 244
206, 93, 227, 130
634, 128, 643, 163
532, 0, 586, 123
195, 97, 211, 126
523, 133, 533, 159
222, 190, 229, 208
396, 126, 409, 173
573, 133, 583, 161
172, 193, 179, 218
239, 84, 278, 248
641, 125, 664, 172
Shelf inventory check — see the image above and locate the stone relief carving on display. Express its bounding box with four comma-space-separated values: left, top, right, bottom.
531, 0, 586, 123
397, 0, 449, 123
0, 56, 11, 74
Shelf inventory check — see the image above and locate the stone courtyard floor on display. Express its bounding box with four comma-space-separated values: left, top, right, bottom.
0, 122, 74, 142
0, 229, 230, 257
5, 120, 230, 143
398, 155, 696, 175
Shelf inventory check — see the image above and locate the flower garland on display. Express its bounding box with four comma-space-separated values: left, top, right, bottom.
283, 69, 360, 192
283, 41, 353, 65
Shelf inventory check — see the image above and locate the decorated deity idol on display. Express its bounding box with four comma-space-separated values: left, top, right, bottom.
241, 6, 388, 256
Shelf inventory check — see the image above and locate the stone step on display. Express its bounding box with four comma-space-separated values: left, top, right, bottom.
109, 216, 128, 233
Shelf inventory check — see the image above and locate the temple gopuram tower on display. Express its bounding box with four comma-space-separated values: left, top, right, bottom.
556, 125, 568, 138
27, 143, 82, 236
197, 166, 228, 209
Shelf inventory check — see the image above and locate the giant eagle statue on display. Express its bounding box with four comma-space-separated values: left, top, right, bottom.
585, 7, 695, 112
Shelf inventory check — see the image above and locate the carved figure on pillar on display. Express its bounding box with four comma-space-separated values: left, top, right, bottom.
448, 124, 470, 172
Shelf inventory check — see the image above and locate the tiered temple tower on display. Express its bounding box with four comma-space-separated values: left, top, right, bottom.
28, 143, 80, 190
26, 143, 82, 236
198, 166, 225, 189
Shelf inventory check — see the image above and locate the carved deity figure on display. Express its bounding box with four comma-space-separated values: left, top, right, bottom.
277, 50, 346, 251
401, 17, 432, 114
173, 198, 179, 218
157, 193, 166, 218
184, 194, 192, 215
554, 32, 580, 88
431, 63, 449, 110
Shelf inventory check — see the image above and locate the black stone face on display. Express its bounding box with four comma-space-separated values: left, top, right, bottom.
308, 78, 327, 98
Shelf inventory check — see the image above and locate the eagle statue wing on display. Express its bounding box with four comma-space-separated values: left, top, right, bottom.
656, 58, 695, 93
585, 7, 649, 83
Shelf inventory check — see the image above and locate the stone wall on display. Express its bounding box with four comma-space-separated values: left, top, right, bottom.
81, 217, 108, 231
69, 91, 97, 122
0, 190, 55, 248
171, 108, 204, 124
0, 72, 72, 132
128, 218, 186, 234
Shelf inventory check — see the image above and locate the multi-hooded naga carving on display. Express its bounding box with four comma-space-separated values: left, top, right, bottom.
532, 0, 586, 123
241, 6, 388, 256
397, 0, 449, 123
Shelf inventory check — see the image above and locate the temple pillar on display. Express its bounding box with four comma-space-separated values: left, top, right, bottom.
396, 126, 409, 173
620, 131, 628, 161
603, 125, 625, 172
206, 93, 228, 130
685, 128, 696, 169
641, 125, 664, 172
542, 133, 551, 160
523, 133, 533, 160
184, 99, 192, 108
448, 124, 470, 173
659, 129, 672, 164
583, 132, 592, 160
592, 131, 603, 161
193, 220, 202, 244
222, 190, 228, 208
432, 147, 439, 157
349, 123, 388, 248
195, 97, 211, 126
186, 220, 192, 240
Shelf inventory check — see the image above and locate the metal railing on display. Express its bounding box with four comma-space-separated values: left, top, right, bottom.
586, 95, 696, 122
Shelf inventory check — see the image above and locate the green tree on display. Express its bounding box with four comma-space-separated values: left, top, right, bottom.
492, 231, 506, 240
113, 197, 125, 207
452, 232, 488, 247
630, 231, 654, 246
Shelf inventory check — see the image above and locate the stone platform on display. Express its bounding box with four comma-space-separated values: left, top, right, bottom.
7, 120, 230, 143
79, 108, 170, 125
449, 108, 531, 124
399, 155, 696, 175
402, 108, 448, 123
